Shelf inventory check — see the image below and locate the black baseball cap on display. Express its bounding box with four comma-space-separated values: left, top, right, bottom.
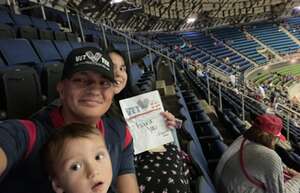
62, 47, 115, 82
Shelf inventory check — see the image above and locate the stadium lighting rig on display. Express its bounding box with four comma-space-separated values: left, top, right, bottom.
110, 0, 124, 4
187, 17, 196, 24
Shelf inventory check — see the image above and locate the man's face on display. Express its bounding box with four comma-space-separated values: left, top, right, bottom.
52, 133, 112, 193
57, 70, 115, 122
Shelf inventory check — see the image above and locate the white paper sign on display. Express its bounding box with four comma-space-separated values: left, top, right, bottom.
119, 90, 174, 154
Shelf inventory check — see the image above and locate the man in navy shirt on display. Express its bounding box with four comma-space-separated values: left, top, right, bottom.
0, 47, 139, 193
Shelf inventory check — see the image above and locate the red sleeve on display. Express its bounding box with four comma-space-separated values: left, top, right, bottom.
123, 127, 132, 149
0, 119, 38, 181
19, 120, 37, 158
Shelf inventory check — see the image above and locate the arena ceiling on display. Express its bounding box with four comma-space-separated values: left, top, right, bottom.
61, 0, 300, 32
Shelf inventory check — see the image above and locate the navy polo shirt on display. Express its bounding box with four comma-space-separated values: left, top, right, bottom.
0, 105, 135, 193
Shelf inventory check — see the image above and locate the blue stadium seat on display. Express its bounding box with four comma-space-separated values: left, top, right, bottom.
66, 32, 79, 42
187, 140, 216, 192
85, 34, 99, 43
82, 42, 100, 49
17, 26, 38, 39
54, 31, 67, 41
38, 29, 54, 40
0, 10, 14, 25
31, 16, 48, 29
47, 21, 60, 31
223, 112, 241, 138
30, 40, 64, 103
31, 40, 62, 62
276, 145, 300, 172
0, 24, 15, 39
0, 39, 41, 70
0, 66, 42, 119
0, 5, 9, 13
11, 14, 32, 27
53, 41, 73, 60
130, 64, 143, 85
196, 176, 216, 193
0, 55, 6, 67
69, 41, 81, 49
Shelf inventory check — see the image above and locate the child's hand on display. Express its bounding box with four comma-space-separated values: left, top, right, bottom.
284, 167, 300, 177
161, 111, 182, 129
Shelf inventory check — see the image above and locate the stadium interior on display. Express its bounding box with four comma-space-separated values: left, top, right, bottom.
1, 0, 300, 192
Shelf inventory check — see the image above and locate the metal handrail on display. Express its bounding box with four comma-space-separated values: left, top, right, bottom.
101, 24, 176, 63
194, 71, 298, 142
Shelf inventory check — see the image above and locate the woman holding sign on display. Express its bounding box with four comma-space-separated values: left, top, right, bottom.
107, 49, 192, 193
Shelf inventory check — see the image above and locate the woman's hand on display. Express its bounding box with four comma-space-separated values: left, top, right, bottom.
161, 111, 182, 129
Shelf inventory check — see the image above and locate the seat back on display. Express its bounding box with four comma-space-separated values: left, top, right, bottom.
69, 41, 81, 49
31, 16, 48, 29
17, 26, 38, 39
0, 39, 41, 70
0, 24, 15, 39
187, 140, 216, 192
53, 41, 72, 60
31, 39, 62, 62
0, 55, 6, 68
65, 32, 78, 42
31, 40, 63, 103
11, 14, 32, 27
0, 11, 14, 25
54, 31, 66, 41
196, 176, 216, 193
41, 62, 63, 103
47, 21, 60, 31
38, 29, 54, 40
0, 66, 42, 119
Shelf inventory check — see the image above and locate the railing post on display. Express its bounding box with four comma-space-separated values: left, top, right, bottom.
100, 24, 108, 49
125, 38, 132, 67
9, 0, 17, 14
286, 113, 290, 142
207, 75, 211, 105
148, 49, 154, 72
172, 61, 177, 85
218, 83, 222, 111
64, 8, 72, 32
40, 3, 46, 20
242, 94, 245, 121
166, 51, 177, 85
76, 10, 85, 43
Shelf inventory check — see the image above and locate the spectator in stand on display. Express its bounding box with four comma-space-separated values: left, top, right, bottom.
108, 48, 191, 193
196, 66, 204, 78
256, 84, 266, 100
194, 59, 202, 69
230, 73, 236, 87
187, 41, 192, 48
291, 114, 300, 128
0, 47, 139, 193
270, 88, 280, 105
214, 114, 300, 193
174, 44, 181, 53
42, 123, 112, 193
182, 56, 189, 69
224, 57, 230, 64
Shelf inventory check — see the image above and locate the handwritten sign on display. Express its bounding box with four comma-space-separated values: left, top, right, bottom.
119, 90, 174, 154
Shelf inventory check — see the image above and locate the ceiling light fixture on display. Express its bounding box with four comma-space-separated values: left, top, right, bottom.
110, 0, 124, 4
187, 17, 196, 24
